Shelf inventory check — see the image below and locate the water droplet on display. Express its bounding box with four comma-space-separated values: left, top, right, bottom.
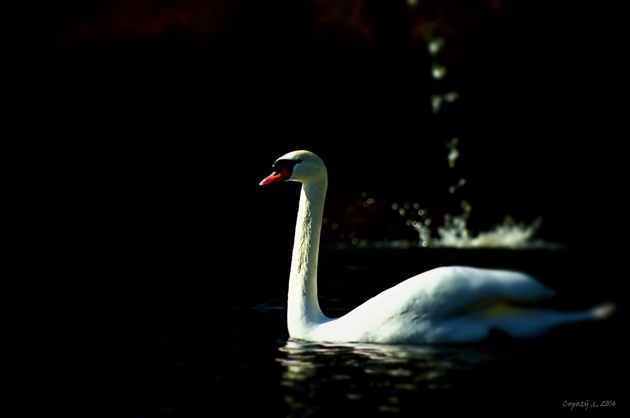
446, 137, 460, 168
448, 149, 459, 168
448, 178, 466, 194
461, 199, 471, 213
431, 94, 442, 113
428, 37, 445, 56
444, 91, 459, 102
431, 63, 447, 80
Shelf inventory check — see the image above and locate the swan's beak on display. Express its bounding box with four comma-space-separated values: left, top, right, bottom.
259, 166, 291, 186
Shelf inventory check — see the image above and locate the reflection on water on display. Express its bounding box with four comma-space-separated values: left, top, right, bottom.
275, 331, 624, 415
277, 339, 520, 415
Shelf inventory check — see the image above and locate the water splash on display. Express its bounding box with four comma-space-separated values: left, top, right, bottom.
327, 30, 556, 251
430, 215, 545, 249
400, 29, 551, 249
390, 200, 552, 249
325, 192, 553, 249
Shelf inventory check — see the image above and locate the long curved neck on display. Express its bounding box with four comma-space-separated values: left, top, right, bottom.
287, 179, 329, 338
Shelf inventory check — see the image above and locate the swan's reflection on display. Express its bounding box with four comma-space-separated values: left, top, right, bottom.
276, 339, 517, 415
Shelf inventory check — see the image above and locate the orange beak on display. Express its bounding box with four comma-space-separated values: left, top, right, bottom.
259, 165, 291, 186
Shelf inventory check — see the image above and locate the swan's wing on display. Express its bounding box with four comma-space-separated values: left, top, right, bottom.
397, 265, 556, 319
339, 265, 555, 325
315, 265, 557, 343
315, 266, 613, 344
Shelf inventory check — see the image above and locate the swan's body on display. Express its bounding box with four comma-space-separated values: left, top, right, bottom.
260, 150, 614, 344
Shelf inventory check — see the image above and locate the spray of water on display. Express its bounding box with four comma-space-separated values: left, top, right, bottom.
395, 30, 550, 249
326, 26, 557, 250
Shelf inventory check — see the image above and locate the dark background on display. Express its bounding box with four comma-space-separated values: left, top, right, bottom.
15, 1, 625, 313
15, 0, 626, 303
17, 0, 624, 243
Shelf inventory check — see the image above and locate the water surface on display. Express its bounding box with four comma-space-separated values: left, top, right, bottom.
120, 247, 623, 417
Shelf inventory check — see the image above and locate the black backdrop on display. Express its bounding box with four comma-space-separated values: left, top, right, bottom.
15, 0, 625, 328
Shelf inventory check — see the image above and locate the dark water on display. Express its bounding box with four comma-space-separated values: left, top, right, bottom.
118, 247, 624, 417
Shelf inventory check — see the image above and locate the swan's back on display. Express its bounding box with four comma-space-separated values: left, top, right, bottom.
312, 266, 565, 344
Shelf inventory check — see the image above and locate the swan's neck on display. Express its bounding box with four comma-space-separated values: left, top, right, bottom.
288, 180, 329, 337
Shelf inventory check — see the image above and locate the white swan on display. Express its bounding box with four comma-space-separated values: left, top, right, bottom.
260, 150, 614, 344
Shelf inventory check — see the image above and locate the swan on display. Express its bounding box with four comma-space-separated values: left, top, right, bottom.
259, 150, 614, 344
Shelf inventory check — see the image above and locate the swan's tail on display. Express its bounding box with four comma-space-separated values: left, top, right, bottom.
480, 302, 616, 340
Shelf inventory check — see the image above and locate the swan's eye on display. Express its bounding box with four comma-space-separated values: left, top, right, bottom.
272, 159, 302, 175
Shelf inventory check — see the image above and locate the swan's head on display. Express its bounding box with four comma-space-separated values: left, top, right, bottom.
260, 150, 327, 186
